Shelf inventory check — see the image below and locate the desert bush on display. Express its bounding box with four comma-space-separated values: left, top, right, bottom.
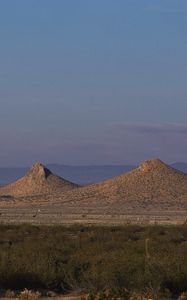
4, 289, 16, 298
0, 224, 186, 297
129, 291, 147, 300
178, 292, 187, 300
18, 289, 40, 300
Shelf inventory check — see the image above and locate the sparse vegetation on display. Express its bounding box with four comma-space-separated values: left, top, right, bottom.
0, 224, 187, 299
4, 289, 16, 298
18, 289, 40, 300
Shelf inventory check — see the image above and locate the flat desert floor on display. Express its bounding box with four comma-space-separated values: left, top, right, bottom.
0, 204, 187, 225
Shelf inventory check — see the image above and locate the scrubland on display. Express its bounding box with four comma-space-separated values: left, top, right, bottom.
0, 224, 187, 299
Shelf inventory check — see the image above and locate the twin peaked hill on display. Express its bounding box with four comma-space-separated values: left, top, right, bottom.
0, 159, 187, 209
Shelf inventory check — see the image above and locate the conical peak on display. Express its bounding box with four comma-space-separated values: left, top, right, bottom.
28, 162, 51, 178
138, 158, 167, 172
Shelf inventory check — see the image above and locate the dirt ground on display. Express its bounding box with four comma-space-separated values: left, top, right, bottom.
0, 204, 186, 225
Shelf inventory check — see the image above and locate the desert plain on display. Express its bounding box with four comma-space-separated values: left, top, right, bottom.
0, 159, 186, 225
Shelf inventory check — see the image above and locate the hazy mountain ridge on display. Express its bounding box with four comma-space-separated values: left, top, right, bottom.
171, 163, 187, 173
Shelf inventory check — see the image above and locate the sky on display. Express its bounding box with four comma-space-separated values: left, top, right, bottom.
0, 0, 187, 167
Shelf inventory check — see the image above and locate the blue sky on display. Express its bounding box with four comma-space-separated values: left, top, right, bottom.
0, 0, 187, 166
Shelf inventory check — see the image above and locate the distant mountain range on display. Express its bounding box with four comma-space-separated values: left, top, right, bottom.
171, 163, 187, 173
0, 162, 186, 186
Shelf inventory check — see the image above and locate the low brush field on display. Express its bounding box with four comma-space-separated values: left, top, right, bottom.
0, 224, 187, 299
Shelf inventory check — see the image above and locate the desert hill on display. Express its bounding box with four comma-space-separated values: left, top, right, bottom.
53, 158, 187, 210
0, 165, 136, 185
0, 159, 187, 212
0, 159, 186, 225
1, 162, 187, 186
0, 162, 78, 197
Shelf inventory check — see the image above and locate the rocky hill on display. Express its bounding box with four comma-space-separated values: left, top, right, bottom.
0, 162, 78, 197
0, 159, 187, 212
1, 162, 187, 186
53, 158, 187, 210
